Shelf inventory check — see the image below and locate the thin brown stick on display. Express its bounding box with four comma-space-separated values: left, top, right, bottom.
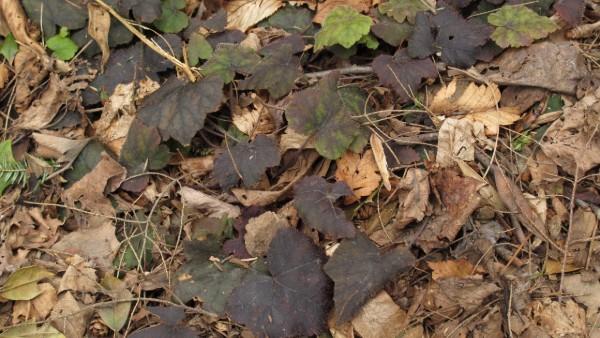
92, 0, 196, 82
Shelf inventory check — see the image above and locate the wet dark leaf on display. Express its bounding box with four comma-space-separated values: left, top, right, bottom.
213, 135, 280, 189
264, 5, 314, 33
118, 0, 162, 22
226, 228, 332, 338
201, 44, 261, 84
153, 0, 189, 33
129, 306, 198, 338
371, 16, 413, 47
407, 12, 436, 59
324, 233, 415, 323
185, 9, 227, 38
372, 49, 437, 102
22, 0, 87, 37
294, 176, 356, 239
137, 75, 224, 145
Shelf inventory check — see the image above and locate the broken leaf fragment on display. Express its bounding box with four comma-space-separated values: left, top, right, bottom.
488, 5, 558, 48
314, 5, 372, 50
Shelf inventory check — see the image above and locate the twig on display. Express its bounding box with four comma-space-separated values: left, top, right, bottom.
92, 0, 196, 82
567, 20, 600, 39
303, 65, 373, 79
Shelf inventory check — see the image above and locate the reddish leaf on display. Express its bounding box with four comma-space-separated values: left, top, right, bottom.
294, 176, 356, 239
372, 49, 437, 102
226, 228, 333, 338
213, 135, 281, 189
554, 0, 585, 27
324, 233, 415, 323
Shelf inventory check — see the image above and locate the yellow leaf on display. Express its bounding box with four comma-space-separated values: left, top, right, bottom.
0, 266, 54, 301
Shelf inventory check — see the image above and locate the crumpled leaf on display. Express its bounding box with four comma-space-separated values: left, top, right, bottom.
180, 186, 241, 219
225, 0, 283, 32
372, 49, 436, 102
174, 239, 246, 314
226, 228, 333, 337
51, 221, 120, 268
50, 291, 91, 338
335, 149, 381, 204
137, 75, 224, 145
407, 9, 492, 67
427, 259, 484, 280
286, 73, 367, 159
563, 273, 600, 317
351, 291, 408, 338
0, 266, 53, 301
213, 135, 280, 189
244, 212, 289, 257
201, 44, 260, 83
423, 277, 500, 319
379, 0, 434, 23
22, 0, 87, 37
119, 118, 170, 180
436, 118, 483, 167
153, 0, 189, 33
553, 0, 585, 27
87, 3, 111, 70
488, 5, 558, 48
294, 176, 356, 239
394, 168, 430, 228
13, 282, 57, 322
46, 27, 78, 61
314, 5, 372, 50
324, 232, 415, 323
240, 35, 304, 99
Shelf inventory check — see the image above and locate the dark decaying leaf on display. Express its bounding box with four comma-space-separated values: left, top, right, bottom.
129, 306, 198, 338
201, 44, 261, 84
137, 75, 224, 145
324, 232, 416, 323
184, 8, 227, 39
116, 0, 162, 23
407, 8, 492, 67
372, 49, 437, 102
213, 135, 280, 189
378, 0, 431, 23
85, 35, 182, 105
264, 5, 314, 33
554, 0, 585, 27
226, 228, 333, 338
286, 73, 366, 159
174, 239, 246, 314
371, 15, 414, 47
240, 35, 304, 99
22, 0, 87, 37
206, 30, 247, 48
119, 119, 170, 192
223, 206, 264, 259
294, 176, 356, 239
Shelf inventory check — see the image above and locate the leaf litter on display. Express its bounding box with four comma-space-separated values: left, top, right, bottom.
1, 0, 600, 336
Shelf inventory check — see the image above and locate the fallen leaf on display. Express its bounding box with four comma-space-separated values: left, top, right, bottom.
6, 207, 63, 250
379, 0, 434, 23
427, 259, 484, 280
92, 82, 136, 155
129, 306, 198, 337
372, 49, 436, 102
213, 135, 281, 189
527, 151, 559, 186
57, 255, 98, 293
0, 323, 65, 338
488, 5, 558, 48
314, 5, 372, 50
456, 159, 504, 211
541, 86, 600, 175
335, 150, 381, 204
32, 133, 90, 163
0, 63, 10, 89
266, 5, 313, 33
137, 75, 224, 145
314, 0, 371, 23
0, 266, 53, 301
225, 0, 283, 32
244, 211, 289, 257
371, 14, 413, 47
51, 221, 120, 269
370, 134, 391, 191
324, 233, 415, 323
394, 168, 430, 228
351, 291, 408, 338
50, 291, 91, 338
1, 0, 45, 55
179, 186, 241, 219
484, 41, 587, 95
223, 206, 263, 258
532, 299, 586, 337
554, 0, 585, 27
15, 74, 71, 130
12, 282, 57, 323
294, 176, 356, 239
174, 239, 246, 314
232, 96, 276, 139
87, 3, 110, 71
201, 44, 260, 83
436, 118, 481, 167
97, 275, 132, 333
563, 273, 600, 317
568, 209, 596, 266
226, 228, 333, 337
154, 0, 189, 33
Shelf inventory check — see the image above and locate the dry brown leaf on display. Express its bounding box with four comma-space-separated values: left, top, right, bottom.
314, 0, 371, 23
180, 155, 214, 178
280, 127, 316, 153
427, 259, 485, 280
370, 134, 391, 191
527, 151, 559, 186
394, 168, 430, 228
51, 221, 120, 269
456, 159, 504, 211
15, 73, 70, 130
88, 3, 111, 71
50, 291, 92, 338
233, 94, 276, 139
351, 291, 408, 338
244, 211, 289, 257
0, 63, 10, 89
12, 282, 57, 324
436, 118, 481, 167
93, 82, 136, 155
225, 0, 283, 32
568, 209, 596, 266
541, 85, 600, 175
5, 207, 63, 251
563, 272, 600, 318
0, 0, 45, 55
14, 48, 50, 111
180, 186, 241, 218
58, 255, 98, 294
32, 133, 90, 163
335, 149, 381, 204
544, 259, 581, 275
532, 299, 586, 337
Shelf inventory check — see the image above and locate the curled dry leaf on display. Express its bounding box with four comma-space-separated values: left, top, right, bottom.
225, 0, 283, 32
0, 0, 45, 55
531, 299, 586, 337
427, 259, 484, 280
436, 118, 484, 167
394, 168, 430, 228
232, 94, 276, 138
351, 291, 408, 338
370, 134, 391, 191
51, 221, 120, 269
334, 149, 381, 204
92, 81, 136, 155
567, 208, 596, 266
87, 3, 111, 71
13, 48, 50, 112
180, 186, 241, 219
32, 133, 90, 163
0, 63, 10, 89
15, 74, 71, 130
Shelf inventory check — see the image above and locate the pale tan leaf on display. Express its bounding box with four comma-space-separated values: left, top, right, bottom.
335, 149, 381, 204
244, 211, 289, 257
427, 259, 484, 280
180, 186, 241, 218
394, 168, 430, 228
32, 133, 90, 163
314, 0, 371, 23
456, 159, 504, 211
232, 94, 276, 138
0, 63, 10, 89
87, 3, 111, 71
351, 291, 408, 338
51, 221, 120, 269
0, 0, 45, 55
436, 118, 477, 167
429, 79, 501, 115
370, 133, 391, 191
225, 0, 283, 32
93, 82, 136, 156
51, 291, 91, 338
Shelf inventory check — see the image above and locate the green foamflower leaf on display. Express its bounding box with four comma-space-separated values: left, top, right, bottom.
154, 0, 189, 33
488, 5, 558, 48
201, 44, 260, 83
379, 0, 432, 23
314, 6, 372, 50
187, 33, 213, 66
46, 27, 78, 60
0, 33, 18, 61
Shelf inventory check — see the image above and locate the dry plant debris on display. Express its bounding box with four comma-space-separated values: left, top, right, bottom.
2, 0, 600, 337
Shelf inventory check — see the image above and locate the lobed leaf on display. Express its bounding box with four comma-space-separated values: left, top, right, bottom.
314, 6, 372, 50
488, 5, 558, 48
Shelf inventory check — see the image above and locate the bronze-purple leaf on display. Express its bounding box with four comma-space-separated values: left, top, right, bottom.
294, 176, 356, 239
226, 228, 333, 338
324, 232, 416, 324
